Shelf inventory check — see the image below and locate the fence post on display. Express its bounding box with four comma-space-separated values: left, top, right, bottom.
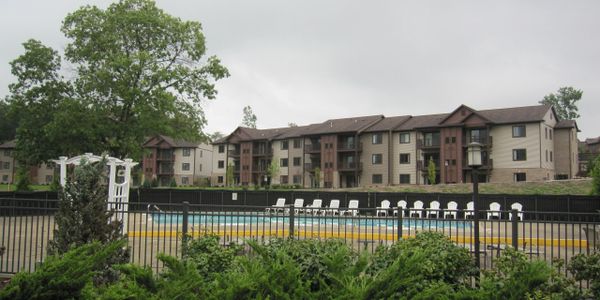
397, 207, 403, 241
511, 209, 518, 249
182, 201, 190, 257
288, 204, 295, 238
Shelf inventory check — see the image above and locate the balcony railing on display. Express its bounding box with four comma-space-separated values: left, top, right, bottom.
464, 136, 493, 146
463, 158, 494, 170
304, 163, 319, 172
252, 165, 268, 173
338, 142, 363, 152
252, 148, 273, 156
228, 149, 240, 157
304, 143, 321, 153
417, 160, 440, 171
158, 167, 174, 175
156, 153, 175, 161
338, 162, 363, 171
417, 139, 441, 149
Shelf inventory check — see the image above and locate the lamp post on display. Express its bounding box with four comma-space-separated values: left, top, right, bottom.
467, 142, 482, 269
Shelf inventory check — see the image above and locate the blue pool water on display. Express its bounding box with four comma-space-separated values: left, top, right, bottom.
150, 213, 471, 229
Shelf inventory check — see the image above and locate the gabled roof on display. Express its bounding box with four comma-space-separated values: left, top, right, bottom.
305, 115, 384, 135
0, 140, 16, 149
585, 136, 600, 145
395, 113, 450, 131
555, 120, 580, 132
477, 104, 553, 124
143, 135, 200, 148
363, 115, 411, 132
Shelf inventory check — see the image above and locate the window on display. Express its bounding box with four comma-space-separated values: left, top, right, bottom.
182, 148, 191, 157
545, 150, 548, 162
372, 133, 383, 144
293, 139, 302, 148
512, 149, 527, 161
445, 137, 449, 144
218, 145, 225, 153
182, 163, 190, 171
280, 175, 289, 184
217, 176, 224, 183
2, 162, 9, 169
3, 150, 11, 157
181, 176, 189, 185
281, 141, 288, 150
549, 129, 553, 140
372, 154, 382, 164
399, 174, 410, 184
550, 151, 553, 162
200, 150, 203, 157
280, 158, 288, 167
545, 128, 548, 139
399, 132, 410, 144
199, 164, 202, 171
372, 174, 383, 184
512, 125, 526, 137
451, 137, 456, 143
293, 157, 301, 166
45, 175, 53, 183
514, 173, 526, 182
1, 175, 8, 182
218, 160, 225, 169
424, 132, 440, 147
293, 175, 302, 184
46, 164, 54, 170
399, 153, 410, 164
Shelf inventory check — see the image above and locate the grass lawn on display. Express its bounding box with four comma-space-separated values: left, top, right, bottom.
0, 184, 52, 192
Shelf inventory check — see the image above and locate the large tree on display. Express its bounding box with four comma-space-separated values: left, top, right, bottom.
6, 0, 228, 165
539, 86, 583, 120
241, 105, 257, 128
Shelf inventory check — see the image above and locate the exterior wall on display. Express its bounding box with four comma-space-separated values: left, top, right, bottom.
271, 140, 288, 184
360, 132, 389, 186
0, 148, 15, 183
289, 138, 304, 186
195, 144, 213, 179
554, 129, 572, 178
173, 148, 193, 185
35, 163, 55, 184
211, 144, 227, 186
391, 131, 417, 184
321, 135, 337, 188
489, 123, 541, 178
490, 168, 554, 183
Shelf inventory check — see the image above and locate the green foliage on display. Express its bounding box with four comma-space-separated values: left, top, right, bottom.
0, 101, 18, 143
141, 178, 152, 189
48, 174, 61, 192
314, 166, 321, 188
241, 105, 257, 128
0, 240, 127, 300
151, 177, 159, 188
6, 0, 228, 162
182, 234, 242, 281
47, 159, 126, 262
226, 162, 234, 187
590, 156, 600, 195
169, 177, 177, 187
539, 86, 583, 120
568, 252, 600, 298
427, 157, 437, 185
266, 159, 280, 187
14, 166, 31, 191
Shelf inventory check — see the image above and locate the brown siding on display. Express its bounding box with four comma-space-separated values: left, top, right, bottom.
240, 142, 253, 185
440, 127, 463, 183
321, 135, 337, 187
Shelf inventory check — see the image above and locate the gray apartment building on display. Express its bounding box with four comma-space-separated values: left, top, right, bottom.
211, 104, 579, 188
0, 140, 56, 185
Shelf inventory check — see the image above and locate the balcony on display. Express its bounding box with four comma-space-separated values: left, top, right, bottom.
252, 148, 273, 157
158, 167, 174, 175
338, 142, 363, 152
463, 158, 493, 170
304, 163, 319, 172
463, 136, 493, 146
417, 139, 441, 150
228, 149, 240, 157
338, 162, 363, 172
156, 153, 175, 161
252, 165, 268, 173
304, 143, 321, 153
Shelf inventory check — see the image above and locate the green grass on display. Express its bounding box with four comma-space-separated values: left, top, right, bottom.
0, 184, 52, 192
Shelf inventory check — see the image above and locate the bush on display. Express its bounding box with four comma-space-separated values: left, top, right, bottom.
569, 252, 600, 298
590, 156, 600, 195
14, 166, 31, 192
169, 177, 177, 187
182, 234, 242, 281
0, 240, 127, 300
141, 179, 152, 189
151, 178, 158, 188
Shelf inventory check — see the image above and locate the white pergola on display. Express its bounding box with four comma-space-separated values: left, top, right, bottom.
53, 153, 138, 235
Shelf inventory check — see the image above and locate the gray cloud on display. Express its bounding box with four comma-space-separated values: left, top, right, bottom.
1, 0, 599, 138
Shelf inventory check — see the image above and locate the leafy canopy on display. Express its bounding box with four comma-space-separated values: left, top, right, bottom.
6, 0, 228, 164
539, 86, 582, 120
241, 105, 257, 128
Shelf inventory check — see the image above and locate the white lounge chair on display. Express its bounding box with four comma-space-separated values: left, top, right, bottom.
393, 200, 407, 216
487, 202, 501, 219
509, 202, 523, 220
376, 200, 391, 216
426, 201, 441, 218
321, 199, 340, 216
343, 200, 360, 216
443, 201, 458, 219
289, 198, 305, 214
266, 198, 286, 213
303, 199, 323, 215
464, 201, 474, 219
409, 200, 424, 218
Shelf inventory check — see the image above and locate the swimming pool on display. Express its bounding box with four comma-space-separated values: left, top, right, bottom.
150, 213, 471, 229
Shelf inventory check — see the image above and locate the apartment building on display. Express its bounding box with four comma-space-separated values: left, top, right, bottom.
142, 135, 213, 186
212, 104, 579, 188
578, 136, 600, 176
0, 140, 56, 185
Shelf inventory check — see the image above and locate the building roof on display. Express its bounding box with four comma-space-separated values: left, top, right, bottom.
0, 140, 16, 149
477, 104, 552, 124
555, 120, 580, 131
585, 136, 600, 145
395, 113, 450, 131
305, 115, 384, 135
363, 115, 411, 132
143, 135, 200, 148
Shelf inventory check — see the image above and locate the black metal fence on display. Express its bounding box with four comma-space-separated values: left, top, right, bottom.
2, 196, 600, 277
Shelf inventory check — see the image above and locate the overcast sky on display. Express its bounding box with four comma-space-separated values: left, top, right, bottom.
1, 1, 599, 139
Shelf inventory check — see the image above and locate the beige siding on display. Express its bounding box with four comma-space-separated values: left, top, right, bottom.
0, 149, 15, 183
490, 123, 541, 169
289, 138, 304, 185
194, 144, 213, 179
272, 140, 288, 184
360, 133, 389, 186
211, 144, 227, 186
173, 148, 195, 186
392, 131, 417, 184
